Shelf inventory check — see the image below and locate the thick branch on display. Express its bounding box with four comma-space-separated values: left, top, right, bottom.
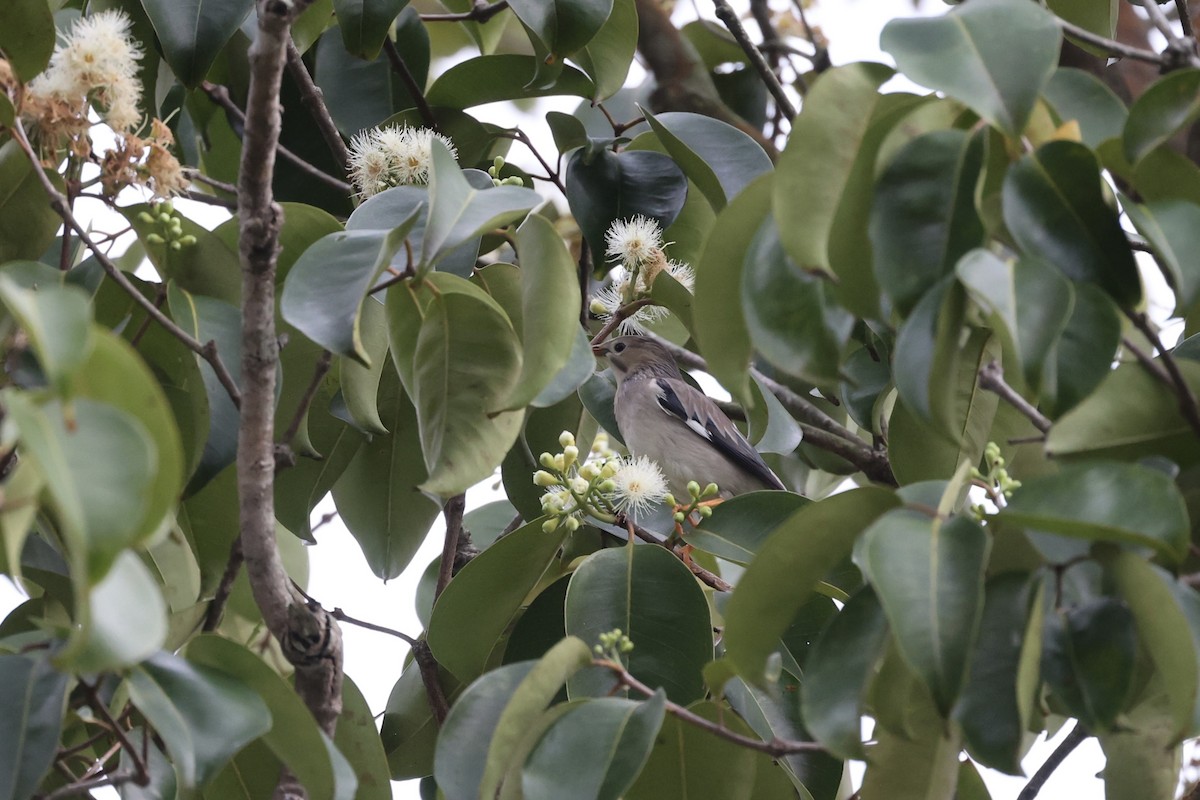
978, 360, 1052, 434
711, 0, 796, 120
285, 40, 350, 171
435, 494, 467, 598
1017, 723, 1089, 800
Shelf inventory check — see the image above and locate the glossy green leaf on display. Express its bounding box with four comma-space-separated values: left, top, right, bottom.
870, 129, 985, 315
573, 0, 637, 101
1002, 140, 1141, 308
577, 368, 622, 446
565, 546, 712, 704
892, 276, 966, 433
522, 694, 665, 800
880, 0, 1060, 137
1042, 596, 1136, 730
0, 278, 92, 392
509, 0, 611, 59
64, 550, 167, 673
1044, 283, 1121, 417
693, 172, 772, 406
411, 286, 524, 495
746, 374, 802, 456
434, 661, 537, 798
801, 587, 888, 760
0, 140, 65, 264
1042, 67, 1127, 149
1124, 69, 1200, 165
332, 677, 384, 800
773, 62, 893, 289
496, 213, 582, 411
428, 520, 569, 682
427, 55, 594, 107
689, 491, 809, 565
1001, 461, 1190, 562
422, 139, 540, 269
124, 203, 241, 305
724, 488, 900, 682
281, 208, 419, 366
955, 573, 1042, 774
141, 0, 252, 87
348, 186, 478, 280
128, 650, 273, 787
1097, 682, 1181, 800
339, 298, 390, 434
859, 511, 988, 715
331, 373, 441, 580
643, 111, 772, 211
0, 653, 68, 800
625, 701, 756, 800
0, 0, 54, 80
1049, 0, 1117, 44
334, 0, 408, 58
380, 659, 453, 780
741, 221, 852, 390
532, 328, 595, 408
1123, 198, 1200, 310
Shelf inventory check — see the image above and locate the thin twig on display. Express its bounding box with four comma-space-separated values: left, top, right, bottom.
182, 189, 237, 209
1127, 314, 1200, 438
789, 0, 831, 72
711, 0, 797, 120
79, 682, 147, 785
413, 640, 451, 724
589, 299, 655, 346
280, 349, 333, 445
1056, 18, 1171, 65
1017, 723, 1089, 800
500, 128, 566, 194
421, 0, 509, 22
329, 607, 418, 645
1136, 0, 1189, 48
620, 514, 733, 592
285, 39, 350, 172
186, 169, 238, 195
602, 660, 825, 756
8, 118, 243, 410
1178, 0, 1195, 39
202, 82, 352, 194
41, 773, 137, 800
435, 494, 467, 599
382, 39, 439, 132
202, 537, 244, 632
979, 360, 1052, 434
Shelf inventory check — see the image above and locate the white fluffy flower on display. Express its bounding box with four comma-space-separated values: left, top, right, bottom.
605, 215, 664, 266
591, 266, 670, 334
610, 455, 669, 516
26, 10, 143, 132
348, 125, 457, 198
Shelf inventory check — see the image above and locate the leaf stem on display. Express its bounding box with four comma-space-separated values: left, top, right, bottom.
285, 39, 350, 172
382, 39, 440, 132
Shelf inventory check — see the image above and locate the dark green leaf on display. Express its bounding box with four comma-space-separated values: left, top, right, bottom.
0, 0, 54, 80
625, 701, 755, 800
1001, 461, 1190, 562
339, 298, 390, 434
508, 0, 612, 59
688, 491, 809, 565
1042, 67, 1127, 149
1097, 682, 1181, 800
332, 677, 385, 800
65, 551, 168, 672
1042, 596, 1136, 730
334, 0, 409, 59
573, 0, 637, 101
891, 276, 967, 433
1122, 198, 1200, 310
1044, 283, 1121, 417
532, 328, 595, 408
426, 56, 594, 108
141, 0, 253, 87
0, 140, 65, 264
880, 0, 1060, 137
642, 111, 771, 211
565, 546, 712, 704
0, 278, 91, 393
1124, 69, 1200, 165
0, 653, 68, 800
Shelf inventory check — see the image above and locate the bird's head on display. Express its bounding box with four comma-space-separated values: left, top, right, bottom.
592, 336, 681, 383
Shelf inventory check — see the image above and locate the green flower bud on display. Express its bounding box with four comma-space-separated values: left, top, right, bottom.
146, 233, 165, 245
703, 483, 719, 498
687, 480, 701, 498
698, 505, 713, 518
563, 445, 579, 469
179, 235, 197, 246
169, 240, 183, 251
542, 518, 561, 534
598, 479, 616, 493
589, 298, 608, 316
553, 454, 565, 471
663, 493, 676, 507
539, 452, 556, 468
158, 212, 173, 224
559, 431, 575, 448
534, 470, 559, 487
138, 211, 155, 224
673, 511, 685, 523
564, 517, 581, 532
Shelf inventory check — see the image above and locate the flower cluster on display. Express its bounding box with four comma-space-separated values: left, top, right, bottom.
137, 200, 196, 251
100, 119, 190, 199
487, 155, 525, 187
23, 10, 144, 142
593, 628, 635, 663
535, 431, 670, 532
970, 441, 1022, 516
347, 125, 457, 199
590, 215, 695, 334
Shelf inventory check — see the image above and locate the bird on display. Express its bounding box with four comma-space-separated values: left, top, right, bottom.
593, 335, 786, 499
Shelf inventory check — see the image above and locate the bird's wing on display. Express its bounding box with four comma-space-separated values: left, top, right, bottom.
653, 377, 786, 491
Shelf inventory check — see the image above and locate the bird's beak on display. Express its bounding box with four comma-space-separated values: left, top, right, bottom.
592, 341, 610, 358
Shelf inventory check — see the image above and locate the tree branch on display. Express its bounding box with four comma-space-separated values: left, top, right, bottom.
1177, 0, 1195, 38
285, 40, 350, 172
1057, 16, 1194, 66
8, 119, 243, 410
420, 0, 509, 22
788, 0, 831, 72
202, 537, 244, 632
620, 514, 733, 592
382, 39, 439, 132
1017, 722, 1089, 800
435, 493, 467, 599
237, 0, 343, 742
1127, 313, 1200, 438
711, 0, 796, 120
978, 360, 1052, 434
279, 349, 333, 447
589, 299, 655, 346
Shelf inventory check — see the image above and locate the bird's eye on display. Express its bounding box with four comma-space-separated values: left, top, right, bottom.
613, 342, 627, 353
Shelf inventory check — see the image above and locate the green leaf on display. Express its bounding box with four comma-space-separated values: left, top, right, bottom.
1124, 69, 1200, 166
508, 0, 612, 59
1105, 553, 1199, 741
332, 677, 385, 800
422, 139, 541, 269
124, 203, 242, 305
1002, 140, 1141, 308
532, 328, 595, 408
1001, 461, 1190, 562
427, 55, 594, 107
496, 214, 582, 411
1044, 283, 1121, 417
870, 130, 985, 316
572, 0, 637, 101
724, 488, 900, 682
334, 0, 409, 59
427, 520, 570, 682
281, 209, 419, 366
1042, 596, 1136, 730
741, 221, 852, 390
339, 298, 390, 434
1042, 67, 1127, 149
859, 511, 988, 715
380, 658, 457, 780
565, 546, 712, 704
642, 111, 772, 211
688, 491, 809, 565
331, 373, 441, 579
411, 286, 524, 495
625, 701, 756, 800
0, 140, 65, 264
140, 0, 253, 87
64, 550, 167, 673
880, 0, 1060, 137
347, 186, 479, 280
0, 0, 54, 81
0, 278, 92, 393
1097, 681, 1182, 800
0, 653, 68, 800
693, 172, 772, 406
773, 62, 893, 289
801, 587, 888, 760
1049, 0, 1117, 44
480, 637, 594, 797
127, 650, 273, 787
892, 276, 967, 433
955, 573, 1043, 774
522, 694, 665, 800
1122, 198, 1200, 311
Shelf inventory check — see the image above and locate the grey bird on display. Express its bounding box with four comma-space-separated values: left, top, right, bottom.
594, 336, 786, 498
